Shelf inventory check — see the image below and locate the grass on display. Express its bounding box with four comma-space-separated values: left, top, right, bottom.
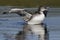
0, 0, 60, 7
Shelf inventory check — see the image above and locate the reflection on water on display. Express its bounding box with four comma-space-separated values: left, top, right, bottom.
16, 24, 49, 40
0, 7, 60, 40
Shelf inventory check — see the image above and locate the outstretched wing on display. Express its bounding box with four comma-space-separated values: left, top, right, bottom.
9, 8, 32, 21
9, 8, 24, 13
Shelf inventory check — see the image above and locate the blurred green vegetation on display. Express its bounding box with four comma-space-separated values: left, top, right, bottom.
0, 0, 60, 7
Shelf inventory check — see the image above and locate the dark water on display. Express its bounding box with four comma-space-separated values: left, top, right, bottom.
0, 7, 60, 40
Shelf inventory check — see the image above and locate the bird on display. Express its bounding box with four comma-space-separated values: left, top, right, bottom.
8, 6, 48, 25
8, 6, 49, 40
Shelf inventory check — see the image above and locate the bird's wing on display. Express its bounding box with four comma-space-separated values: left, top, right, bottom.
9, 8, 32, 21
9, 8, 24, 13
22, 11, 32, 21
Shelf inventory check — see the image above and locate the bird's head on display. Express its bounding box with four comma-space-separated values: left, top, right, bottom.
38, 6, 49, 17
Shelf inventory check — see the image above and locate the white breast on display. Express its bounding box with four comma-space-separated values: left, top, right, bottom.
28, 13, 45, 24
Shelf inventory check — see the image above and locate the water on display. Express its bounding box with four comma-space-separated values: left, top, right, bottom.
0, 7, 60, 40
44, 8, 60, 40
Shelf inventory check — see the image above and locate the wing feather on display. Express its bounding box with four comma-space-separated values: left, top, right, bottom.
9, 8, 32, 21
22, 11, 32, 21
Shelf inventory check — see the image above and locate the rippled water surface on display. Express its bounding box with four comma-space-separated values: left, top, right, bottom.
0, 7, 60, 40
